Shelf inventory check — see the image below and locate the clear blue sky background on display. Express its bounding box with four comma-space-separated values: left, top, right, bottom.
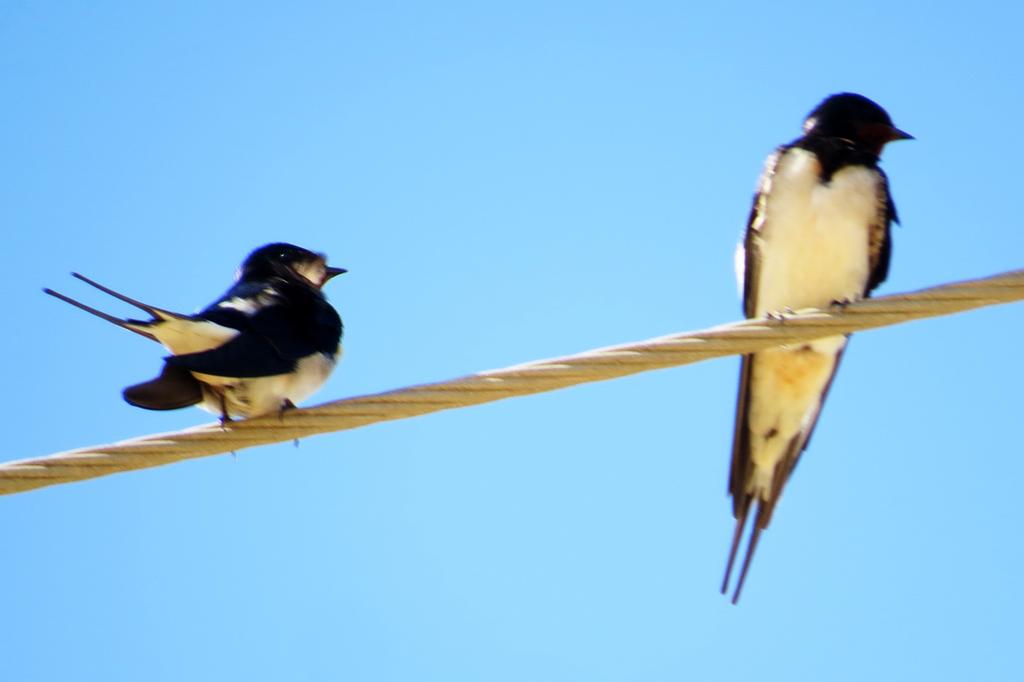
3, 2, 1022, 680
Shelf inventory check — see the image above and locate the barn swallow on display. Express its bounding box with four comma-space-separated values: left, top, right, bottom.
45, 242, 346, 420
723, 93, 912, 602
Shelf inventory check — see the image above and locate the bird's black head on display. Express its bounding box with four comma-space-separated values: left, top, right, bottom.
238, 242, 347, 288
803, 93, 912, 156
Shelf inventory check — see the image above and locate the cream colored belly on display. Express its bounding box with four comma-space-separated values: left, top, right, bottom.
195, 346, 341, 418
740, 149, 880, 497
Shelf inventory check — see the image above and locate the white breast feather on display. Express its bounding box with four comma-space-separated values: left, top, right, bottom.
754, 148, 880, 315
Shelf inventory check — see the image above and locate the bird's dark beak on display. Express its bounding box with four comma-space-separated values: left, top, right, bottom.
324, 266, 347, 282
889, 126, 914, 141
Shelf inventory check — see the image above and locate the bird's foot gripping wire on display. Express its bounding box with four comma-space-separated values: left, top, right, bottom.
278, 399, 301, 447
217, 392, 234, 429
214, 392, 239, 458
764, 307, 795, 324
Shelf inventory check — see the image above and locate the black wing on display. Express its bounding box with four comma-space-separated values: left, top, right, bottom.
865, 167, 896, 295
724, 147, 784, 602
196, 280, 282, 331
729, 147, 782, 504
168, 283, 342, 379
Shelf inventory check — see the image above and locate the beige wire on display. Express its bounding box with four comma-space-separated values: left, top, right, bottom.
4, 268, 1023, 496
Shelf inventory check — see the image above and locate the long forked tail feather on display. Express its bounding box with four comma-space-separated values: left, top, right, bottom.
43, 286, 156, 341
70, 272, 177, 319
731, 515, 765, 605
721, 498, 768, 604
43, 272, 187, 341
721, 496, 752, 595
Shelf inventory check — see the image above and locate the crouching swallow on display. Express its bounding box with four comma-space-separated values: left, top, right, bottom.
45, 242, 346, 421
723, 93, 912, 603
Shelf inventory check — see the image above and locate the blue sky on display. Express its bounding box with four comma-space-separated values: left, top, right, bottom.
3, 2, 1023, 680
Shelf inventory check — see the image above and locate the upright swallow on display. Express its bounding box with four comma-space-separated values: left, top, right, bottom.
722, 93, 912, 602
45, 242, 346, 420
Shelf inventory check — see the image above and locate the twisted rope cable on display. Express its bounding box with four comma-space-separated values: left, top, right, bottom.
3, 268, 1022, 496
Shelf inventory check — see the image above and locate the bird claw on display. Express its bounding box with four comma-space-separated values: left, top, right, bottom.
765, 308, 794, 323
830, 298, 853, 309
279, 399, 297, 421
278, 399, 301, 447
218, 393, 233, 430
